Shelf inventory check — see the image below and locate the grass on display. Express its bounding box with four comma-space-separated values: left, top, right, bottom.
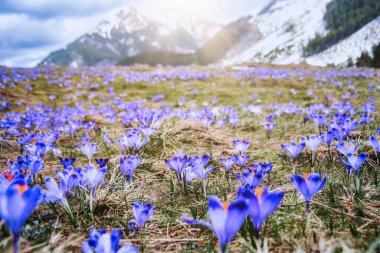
0, 64, 380, 252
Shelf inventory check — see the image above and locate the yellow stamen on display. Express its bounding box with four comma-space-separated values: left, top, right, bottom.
255, 188, 265, 200
222, 202, 230, 212
17, 184, 28, 195
304, 173, 310, 181
5, 173, 14, 183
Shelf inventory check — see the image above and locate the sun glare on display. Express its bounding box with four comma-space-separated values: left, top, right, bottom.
159, 0, 213, 15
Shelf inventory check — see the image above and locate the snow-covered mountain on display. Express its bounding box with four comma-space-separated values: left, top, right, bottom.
306, 16, 380, 66
39, 7, 221, 67
39, 1, 380, 67
223, 0, 380, 66
223, 0, 332, 65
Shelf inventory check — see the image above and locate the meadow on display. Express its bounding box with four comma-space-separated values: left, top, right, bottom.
0, 64, 379, 252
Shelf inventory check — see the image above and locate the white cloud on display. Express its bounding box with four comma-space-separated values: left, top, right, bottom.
0, 0, 270, 67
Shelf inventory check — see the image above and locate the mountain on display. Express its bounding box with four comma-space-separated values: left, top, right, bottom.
38, 7, 221, 67
306, 16, 380, 66
223, 0, 332, 65
224, 0, 380, 66
119, 15, 263, 66
39, 1, 380, 67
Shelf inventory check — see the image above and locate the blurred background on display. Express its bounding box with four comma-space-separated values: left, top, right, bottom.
0, 0, 379, 68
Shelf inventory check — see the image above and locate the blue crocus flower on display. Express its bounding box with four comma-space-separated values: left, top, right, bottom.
262, 123, 275, 138
55, 167, 79, 195
44, 177, 76, 225
238, 186, 283, 238
233, 154, 250, 168
235, 168, 263, 189
78, 142, 98, 164
281, 141, 306, 167
120, 155, 142, 183
118, 129, 148, 151
311, 114, 328, 128
340, 153, 367, 175
369, 135, 380, 153
165, 155, 189, 182
59, 157, 75, 169
187, 154, 216, 196
82, 228, 139, 253
79, 165, 107, 213
301, 135, 323, 164
0, 184, 43, 253
29, 159, 44, 176
322, 131, 334, 149
233, 139, 250, 154
301, 135, 323, 154
127, 202, 155, 233
335, 141, 361, 156
188, 154, 215, 180
95, 158, 109, 168
291, 172, 326, 208
182, 196, 248, 253
251, 162, 273, 175
220, 156, 237, 181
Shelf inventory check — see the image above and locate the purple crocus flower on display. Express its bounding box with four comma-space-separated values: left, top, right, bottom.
127, 202, 155, 233
369, 135, 380, 153
187, 154, 216, 196
251, 162, 273, 175
301, 135, 323, 164
233, 140, 250, 154
220, 156, 236, 181
120, 155, 142, 183
59, 157, 75, 169
311, 115, 328, 128
340, 153, 367, 175
182, 196, 248, 253
0, 184, 43, 253
291, 172, 326, 211
281, 141, 306, 170
360, 114, 372, 125
55, 167, 79, 195
30, 160, 44, 176
200, 115, 213, 128
95, 158, 109, 168
78, 142, 98, 164
44, 177, 76, 225
235, 168, 263, 189
165, 155, 189, 182
82, 228, 138, 253
234, 155, 250, 168
301, 135, 323, 153
118, 129, 148, 151
79, 165, 107, 213
335, 141, 361, 156
238, 186, 283, 238
322, 131, 334, 149
140, 125, 157, 139
262, 123, 275, 138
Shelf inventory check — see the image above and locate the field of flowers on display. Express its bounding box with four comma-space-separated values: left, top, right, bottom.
0, 64, 379, 252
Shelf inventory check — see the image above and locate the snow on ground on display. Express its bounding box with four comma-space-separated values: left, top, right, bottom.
306, 16, 380, 66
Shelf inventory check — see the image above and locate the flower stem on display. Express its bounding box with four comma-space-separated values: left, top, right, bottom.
203, 180, 207, 198
305, 201, 311, 234
355, 173, 360, 193
12, 233, 20, 253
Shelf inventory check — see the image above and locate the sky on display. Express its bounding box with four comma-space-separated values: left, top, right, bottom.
0, 0, 269, 67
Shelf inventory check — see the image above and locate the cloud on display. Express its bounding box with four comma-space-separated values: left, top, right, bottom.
0, 0, 270, 67
0, 0, 135, 19
0, 13, 104, 67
